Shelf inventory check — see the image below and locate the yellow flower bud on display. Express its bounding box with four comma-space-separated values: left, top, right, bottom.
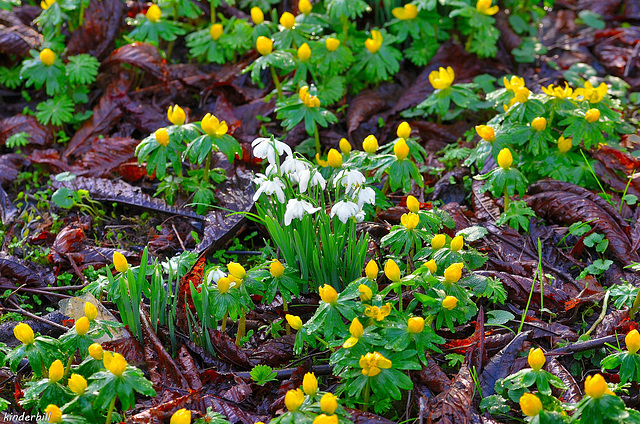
201, 113, 228, 136
313, 415, 338, 424
626, 329, 640, 354
302, 372, 318, 395
397, 122, 411, 139
251, 7, 264, 24
339, 138, 352, 154
279, 12, 295, 29
391, 3, 418, 20
299, 0, 312, 15
519, 393, 542, 417
88, 343, 103, 360
450, 235, 464, 252
442, 296, 458, 310
227, 262, 246, 280
285, 314, 303, 330
270, 259, 285, 277
327, 148, 343, 168
84, 302, 98, 321
424, 259, 437, 274
39, 48, 56, 66
476, 0, 499, 15
362, 135, 379, 153
320, 392, 338, 415
146, 4, 161, 22
558, 136, 572, 153
384, 259, 401, 282
48, 359, 64, 383
319, 284, 339, 305
75, 316, 90, 336
284, 388, 305, 411
444, 263, 463, 284
155, 128, 169, 147
406, 195, 419, 213
210, 23, 223, 41
431, 234, 446, 250
401, 212, 419, 230
168, 105, 186, 126
365, 260, 378, 281
170, 408, 191, 424
104, 352, 127, 377
13, 323, 35, 345
585, 108, 600, 123
429, 66, 455, 90
531, 117, 547, 131
113, 251, 129, 273
217, 277, 231, 294
44, 405, 63, 423
326, 37, 340, 52
364, 30, 383, 54
40, 0, 55, 10
407, 317, 424, 333
358, 284, 373, 301
475, 125, 495, 142
394, 138, 410, 160
497, 148, 513, 170
297, 43, 311, 62
68, 373, 87, 395
256, 36, 273, 56
584, 374, 609, 399
528, 347, 546, 371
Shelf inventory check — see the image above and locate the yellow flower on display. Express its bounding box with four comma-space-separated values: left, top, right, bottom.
574, 81, 608, 103
313, 415, 338, 424
210, 23, 223, 41
302, 372, 318, 395
285, 388, 305, 411
326, 37, 340, 52
475, 125, 495, 142
104, 352, 127, 377
299, 85, 321, 108
251, 7, 264, 24
170, 408, 191, 424
424, 259, 437, 274
519, 393, 542, 417
476, 0, 499, 15
407, 317, 424, 333
343, 318, 364, 348
280, 12, 295, 29
362, 135, 378, 153
504, 86, 531, 111
503, 76, 526, 92
298, 43, 311, 61
316, 153, 328, 167
155, 128, 169, 147
339, 138, 351, 154
299, 0, 312, 15
450, 235, 464, 252
327, 148, 342, 168
217, 277, 231, 294
384, 260, 401, 282
364, 303, 391, 321
40, 48, 56, 66
75, 317, 90, 336
270, 260, 285, 278
528, 348, 546, 371
319, 284, 339, 305
531, 117, 547, 131
442, 296, 458, 310
358, 284, 373, 301
364, 30, 383, 54
44, 405, 62, 423
401, 212, 419, 230
541, 82, 573, 99
397, 121, 412, 139
444, 263, 464, 284
406, 195, 419, 213
167, 105, 186, 125
320, 392, 338, 415
88, 343, 103, 360
286, 314, 303, 330
227, 262, 246, 280
68, 373, 87, 395
497, 148, 513, 169
558, 136, 572, 153
256, 36, 273, 56
48, 359, 64, 383
585, 374, 614, 399
431, 234, 446, 249
365, 260, 378, 281
14, 323, 35, 345
626, 329, 640, 354
359, 352, 392, 377
429, 66, 455, 90
146, 4, 161, 22
585, 108, 600, 123
40, 0, 55, 10
394, 138, 410, 160
84, 302, 98, 321
392, 3, 418, 20
201, 113, 228, 136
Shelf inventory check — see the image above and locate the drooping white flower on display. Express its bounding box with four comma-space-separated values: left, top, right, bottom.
298, 168, 327, 193
355, 210, 366, 223
333, 169, 366, 191
252, 137, 292, 164
357, 187, 376, 208
330, 200, 360, 223
253, 177, 286, 203
206, 268, 226, 285
284, 199, 321, 225
281, 155, 310, 183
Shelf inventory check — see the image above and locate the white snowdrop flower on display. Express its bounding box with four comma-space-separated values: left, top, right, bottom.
330, 200, 360, 223
357, 187, 376, 208
333, 169, 366, 191
281, 155, 310, 183
252, 137, 292, 164
253, 178, 286, 203
355, 210, 366, 223
284, 199, 321, 226
298, 168, 327, 193
206, 268, 226, 285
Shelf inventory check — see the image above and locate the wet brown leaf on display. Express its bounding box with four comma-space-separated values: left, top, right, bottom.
74, 136, 139, 177
66, 0, 125, 60
103, 42, 170, 82
0, 10, 41, 56
0, 114, 54, 148
426, 360, 474, 424
480, 331, 529, 396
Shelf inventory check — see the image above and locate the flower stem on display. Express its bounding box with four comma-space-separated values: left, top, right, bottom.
105, 397, 117, 424
362, 379, 370, 412
203, 151, 212, 183
220, 310, 229, 333
503, 186, 510, 212
235, 308, 246, 346
270, 66, 283, 101
314, 335, 329, 348
313, 121, 321, 155
396, 285, 403, 312
210, 0, 215, 23
64, 355, 74, 378
283, 297, 290, 335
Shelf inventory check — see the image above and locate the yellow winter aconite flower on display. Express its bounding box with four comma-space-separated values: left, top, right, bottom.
406, 195, 419, 213
528, 348, 546, 371
319, 284, 339, 305
146, 4, 161, 22
343, 318, 364, 348
270, 260, 285, 277
362, 134, 378, 153
14, 323, 34, 345
384, 260, 401, 282
227, 262, 246, 280
401, 212, 419, 230
113, 252, 129, 272
280, 12, 295, 29
327, 148, 342, 168
429, 66, 455, 90
476, 0, 498, 15
84, 302, 97, 321
320, 392, 338, 415
201, 113, 228, 136
450, 235, 464, 252
316, 153, 328, 167
558, 136, 572, 153
299, 86, 321, 108
88, 343, 103, 360
167, 105, 186, 125
298, 43, 311, 61
40, 49, 56, 66
210, 23, 223, 41
444, 263, 463, 283
504, 76, 526, 92
170, 408, 191, 424
359, 352, 392, 377
475, 125, 495, 142
358, 284, 373, 301
442, 296, 458, 310
431, 234, 446, 250
217, 277, 231, 294
48, 359, 64, 383
155, 128, 169, 147
407, 317, 424, 333
365, 30, 383, 54
574, 81, 608, 103
531, 117, 547, 131
302, 372, 318, 395
585, 108, 600, 123
326, 37, 340, 52
365, 260, 379, 280
286, 314, 303, 330
104, 352, 127, 377
75, 317, 90, 336
394, 138, 410, 160
251, 7, 264, 24
365, 303, 391, 321
44, 405, 62, 423
519, 393, 542, 417
424, 259, 437, 274
585, 374, 614, 399
68, 374, 87, 395
299, 0, 312, 14
397, 121, 412, 139
256, 36, 273, 55
504, 86, 531, 111
541, 82, 573, 99
41, 0, 55, 10
497, 148, 513, 169
314, 415, 338, 424
392, 3, 418, 20
339, 138, 351, 154
626, 329, 640, 354
285, 388, 305, 411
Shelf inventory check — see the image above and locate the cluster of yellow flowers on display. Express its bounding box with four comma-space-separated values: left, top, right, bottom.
299, 86, 321, 108
274, 373, 340, 424
503, 76, 531, 111
216, 262, 246, 294
542, 81, 608, 104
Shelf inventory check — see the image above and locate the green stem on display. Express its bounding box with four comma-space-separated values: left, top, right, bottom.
314, 335, 329, 348
396, 285, 402, 312
503, 186, 510, 212
341, 14, 349, 43
313, 121, 321, 155
203, 151, 212, 184
105, 397, 116, 424
283, 297, 290, 336
220, 310, 229, 333
270, 66, 283, 101
235, 308, 246, 346
630, 288, 640, 319
210, 0, 215, 23
64, 355, 74, 378
166, 41, 174, 61
362, 379, 370, 412
586, 290, 610, 336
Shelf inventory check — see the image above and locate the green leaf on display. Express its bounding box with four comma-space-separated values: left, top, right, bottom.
36, 96, 75, 126
65, 54, 100, 85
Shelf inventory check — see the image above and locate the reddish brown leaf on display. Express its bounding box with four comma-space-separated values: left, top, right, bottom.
103, 42, 170, 82
74, 136, 139, 177
66, 0, 125, 60
209, 330, 253, 369
0, 10, 42, 56
0, 114, 54, 147
426, 361, 474, 424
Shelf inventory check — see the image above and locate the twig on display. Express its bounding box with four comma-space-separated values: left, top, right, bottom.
585, 290, 610, 337
172, 223, 186, 252
4, 300, 68, 331
546, 334, 619, 357
66, 253, 88, 285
